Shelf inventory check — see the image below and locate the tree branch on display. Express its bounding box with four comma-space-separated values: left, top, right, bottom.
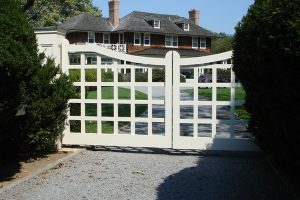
23, 0, 35, 11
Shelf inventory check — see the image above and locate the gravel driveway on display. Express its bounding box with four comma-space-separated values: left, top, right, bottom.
0, 150, 294, 200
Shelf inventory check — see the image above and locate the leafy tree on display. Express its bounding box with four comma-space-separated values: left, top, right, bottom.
233, 0, 300, 182
152, 69, 165, 82
19, 0, 102, 27
0, 0, 74, 156
212, 32, 233, 54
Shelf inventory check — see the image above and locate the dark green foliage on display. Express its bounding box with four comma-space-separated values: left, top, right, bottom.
180, 74, 186, 83
0, 0, 74, 156
21, 58, 74, 151
118, 73, 126, 82
0, 0, 40, 155
212, 33, 233, 54
101, 69, 114, 82
135, 72, 148, 82
217, 69, 231, 82
233, 0, 300, 182
69, 69, 81, 82
85, 69, 97, 82
152, 69, 165, 82
19, 0, 102, 27
136, 69, 166, 83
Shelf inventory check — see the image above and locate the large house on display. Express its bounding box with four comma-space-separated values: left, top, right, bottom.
35, 0, 218, 61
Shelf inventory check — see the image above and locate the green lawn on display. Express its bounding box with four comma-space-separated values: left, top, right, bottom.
184, 87, 249, 120
71, 87, 148, 133
184, 87, 245, 101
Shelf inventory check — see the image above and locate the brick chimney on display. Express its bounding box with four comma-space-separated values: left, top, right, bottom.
189, 9, 200, 25
109, 0, 120, 27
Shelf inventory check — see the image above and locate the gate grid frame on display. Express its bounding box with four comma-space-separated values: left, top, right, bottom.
61, 39, 259, 151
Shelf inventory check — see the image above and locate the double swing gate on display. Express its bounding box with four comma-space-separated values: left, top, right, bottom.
62, 40, 259, 151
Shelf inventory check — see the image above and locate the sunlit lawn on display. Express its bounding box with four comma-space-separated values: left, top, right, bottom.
74, 87, 148, 133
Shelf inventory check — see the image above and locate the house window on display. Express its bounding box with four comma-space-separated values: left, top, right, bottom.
154, 20, 160, 29
69, 54, 81, 65
134, 33, 141, 45
88, 32, 95, 43
119, 33, 124, 44
85, 54, 97, 65
144, 33, 150, 46
165, 36, 178, 48
183, 23, 189, 31
101, 58, 113, 65
173, 36, 178, 47
200, 38, 206, 49
192, 37, 198, 48
103, 33, 110, 44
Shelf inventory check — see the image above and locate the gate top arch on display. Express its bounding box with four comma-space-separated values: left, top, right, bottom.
62, 39, 232, 67
62, 39, 166, 66
179, 51, 233, 66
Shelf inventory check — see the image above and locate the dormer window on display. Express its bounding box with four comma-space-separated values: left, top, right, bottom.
154, 20, 160, 29
183, 23, 189, 31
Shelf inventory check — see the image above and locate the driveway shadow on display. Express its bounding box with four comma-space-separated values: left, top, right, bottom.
156, 155, 295, 200
0, 152, 49, 183
0, 158, 21, 182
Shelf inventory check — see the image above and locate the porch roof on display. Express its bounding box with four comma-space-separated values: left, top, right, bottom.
131, 47, 211, 57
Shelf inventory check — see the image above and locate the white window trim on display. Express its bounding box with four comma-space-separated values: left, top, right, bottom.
200, 37, 206, 49
144, 33, 151, 46
88, 32, 95, 43
165, 35, 178, 48
134, 33, 141, 45
192, 37, 198, 48
154, 20, 160, 29
103, 33, 110, 44
183, 23, 190, 31
119, 33, 124, 44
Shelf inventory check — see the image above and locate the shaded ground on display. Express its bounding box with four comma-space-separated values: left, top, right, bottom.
0, 149, 72, 188
0, 151, 295, 200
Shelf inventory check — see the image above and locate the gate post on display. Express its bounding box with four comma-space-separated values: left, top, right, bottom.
57, 39, 70, 150
165, 51, 174, 147
171, 51, 181, 148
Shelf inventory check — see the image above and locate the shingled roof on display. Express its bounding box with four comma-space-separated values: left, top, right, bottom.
58, 11, 218, 37
58, 13, 113, 32
114, 11, 218, 37
132, 48, 211, 57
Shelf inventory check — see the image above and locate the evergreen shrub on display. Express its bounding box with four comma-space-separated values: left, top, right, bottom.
233, 0, 300, 182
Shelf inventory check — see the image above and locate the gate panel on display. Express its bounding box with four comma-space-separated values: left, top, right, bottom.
62, 42, 173, 148
172, 51, 260, 151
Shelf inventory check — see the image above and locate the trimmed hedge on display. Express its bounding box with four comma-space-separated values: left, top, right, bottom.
0, 0, 74, 156
233, 0, 300, 182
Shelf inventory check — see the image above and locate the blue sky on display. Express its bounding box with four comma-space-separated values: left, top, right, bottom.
92, 0, 254, 35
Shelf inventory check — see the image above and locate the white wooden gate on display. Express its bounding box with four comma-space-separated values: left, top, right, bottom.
61, 39, 259, 151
